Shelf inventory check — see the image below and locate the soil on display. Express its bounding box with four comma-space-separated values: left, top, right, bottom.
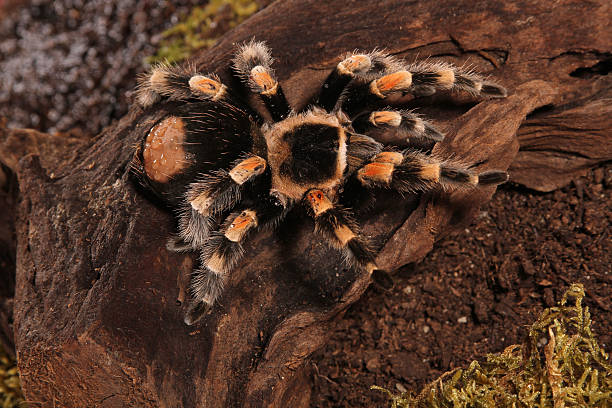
1, 2, 610, 407
310, 166, 612, 407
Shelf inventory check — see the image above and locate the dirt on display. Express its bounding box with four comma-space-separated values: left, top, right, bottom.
1, 2, 610, 407
309, 165, 612, 407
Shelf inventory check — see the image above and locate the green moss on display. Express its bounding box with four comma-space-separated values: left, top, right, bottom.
0, 344, 24, 408
148, 0, 259, 64
373, 284, 612, 408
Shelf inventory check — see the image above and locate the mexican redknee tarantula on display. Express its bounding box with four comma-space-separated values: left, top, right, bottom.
130, 40, 508, 325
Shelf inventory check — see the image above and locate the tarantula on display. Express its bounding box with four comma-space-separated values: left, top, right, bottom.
130, 41, 509, 325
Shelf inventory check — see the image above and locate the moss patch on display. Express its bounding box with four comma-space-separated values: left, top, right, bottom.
0, 345, 23, 408
149, 0, 259, 64
373, 284, 612, 407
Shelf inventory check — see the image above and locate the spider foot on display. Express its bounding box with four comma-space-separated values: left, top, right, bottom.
136, 63, 228, 107
232, 40, 291, 120
184, 300, 213, 326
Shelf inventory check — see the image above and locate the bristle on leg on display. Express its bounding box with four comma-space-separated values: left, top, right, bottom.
232, 40, 292, 120
185, 266, 225, 325
318, 50, 401, 111
408, 61, 508, 98
352, 110, 445, 144
136, 63, 229, 107
232, 40, 275, 81
356, 151, 509, 193
232, 40, 278, 95
176, 206, 214, 249
187, 155, 267, 217
340, 60, 507, 115
304, 189, 377, 272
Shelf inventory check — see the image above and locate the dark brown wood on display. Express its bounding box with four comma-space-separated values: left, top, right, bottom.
512, 99, 612, 191
0, 171, 17, 356
0, 124, 89, 357
3, 0, 610, 407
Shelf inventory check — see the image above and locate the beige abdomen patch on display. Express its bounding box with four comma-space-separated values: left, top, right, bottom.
143, 116, 191, 183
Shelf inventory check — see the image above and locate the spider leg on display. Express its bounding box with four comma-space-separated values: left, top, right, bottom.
304, 189, 377, 273
339, 62, 507, 117
170, 206, 217, 251
169, 155, 268, 249
305, 189, 395, 290
185, 199, 289, 325
356, 150, 509, 194
136, 63, 240, 107
345, 132, 384, 172
189, 155, 268, 217
340, 70, 416, 117
316, 51, 400, 112
232, 40, 292, 121
407, 60, 507, 99
352, 109, 444, 148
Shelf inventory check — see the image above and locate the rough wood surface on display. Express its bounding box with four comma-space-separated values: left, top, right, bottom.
3, 0, 610, 407
513, 99, 612, 191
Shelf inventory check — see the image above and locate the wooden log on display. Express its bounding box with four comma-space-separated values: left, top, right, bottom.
4, 0, 610, 406
512, 99, 612, 191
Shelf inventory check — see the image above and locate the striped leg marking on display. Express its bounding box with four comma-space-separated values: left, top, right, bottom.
305, 189, 376, 272
136, 64, 228, 107
357, 151, 509, 193
188, 155, 267, 217
232, 40, 291, 120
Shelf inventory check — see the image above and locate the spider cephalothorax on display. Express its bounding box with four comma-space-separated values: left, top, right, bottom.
130, 40, 509, 325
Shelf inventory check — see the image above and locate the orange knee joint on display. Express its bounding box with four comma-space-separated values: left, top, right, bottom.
225, 210, 258, 242
189, 75, 227, 100
250, 66, 278, 95
370, 71, 412, 98
369, 111, 402, 127
338, 54, 372, 76
373, 151, 404, 165
357, 162, 394, 184
229, 156, 267, 185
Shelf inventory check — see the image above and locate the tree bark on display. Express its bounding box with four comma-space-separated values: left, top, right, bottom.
3, 0, 610, 407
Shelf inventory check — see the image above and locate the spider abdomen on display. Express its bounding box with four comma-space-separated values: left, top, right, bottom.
143, 116, 191, 184
134, 101, 257, 207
